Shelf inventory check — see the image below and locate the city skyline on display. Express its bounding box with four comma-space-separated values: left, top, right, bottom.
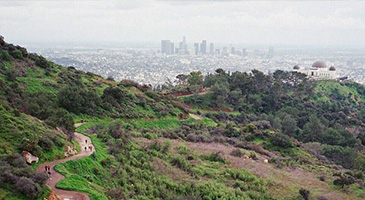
161, 36, 251, 56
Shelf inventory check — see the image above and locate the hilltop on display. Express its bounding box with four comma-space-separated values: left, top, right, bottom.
0, 38, 364, 200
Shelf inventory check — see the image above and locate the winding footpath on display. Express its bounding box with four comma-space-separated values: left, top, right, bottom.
37, 123, 94, 200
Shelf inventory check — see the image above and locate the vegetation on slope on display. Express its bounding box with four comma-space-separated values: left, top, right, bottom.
1, 37, 365, 200
0, 37, 187, 199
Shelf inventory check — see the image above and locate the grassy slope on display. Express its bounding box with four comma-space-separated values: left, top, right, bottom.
313, 80, 365, 104
0, 105, 69, 164
55, 122, 272, 200
54, 119, 365, 200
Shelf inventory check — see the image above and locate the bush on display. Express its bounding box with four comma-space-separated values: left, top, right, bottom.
249, 152, 258, 160
15, 177, 41, 199
0, 50, 11, 61
333, 173, 355, 188
11, 50, 23, 59
38, 136, 55, 152
107, 187, 126, 200
161, 141, 171, 154
171, 155, 191, 172
299, 188, 310, 200
32, 172, 48, 185
323, 145, 357, 169
270, 133, 293, 148
177, 145, 190, 155
35, 56, 50, 68
230, 149, 244, 157
204, 152, 225, 163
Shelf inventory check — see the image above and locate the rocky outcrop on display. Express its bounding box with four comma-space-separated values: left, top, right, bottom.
21, 151, 39, 164
64, 146, 77, 157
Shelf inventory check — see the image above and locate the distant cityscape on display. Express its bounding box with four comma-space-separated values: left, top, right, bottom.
29, 36, 365, 86
161, 36, 263, 58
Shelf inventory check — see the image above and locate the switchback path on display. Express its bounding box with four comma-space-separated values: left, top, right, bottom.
37, 123, 94, 200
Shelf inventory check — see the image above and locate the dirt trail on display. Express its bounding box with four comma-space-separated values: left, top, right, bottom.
37, 123, 94, 200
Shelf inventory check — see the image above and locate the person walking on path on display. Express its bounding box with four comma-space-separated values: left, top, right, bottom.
85, 139, 87, 144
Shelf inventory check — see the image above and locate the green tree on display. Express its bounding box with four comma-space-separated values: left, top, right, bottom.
188, 71, 203, 94
301, 115, 324, 143
281, 114, 297, 136
211, 82, 230, 107
175, 74, 189, 85
322, 128, 344, 146
272, 117, 282, 131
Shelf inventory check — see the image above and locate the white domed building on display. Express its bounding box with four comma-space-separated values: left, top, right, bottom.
293, 61, 337, 80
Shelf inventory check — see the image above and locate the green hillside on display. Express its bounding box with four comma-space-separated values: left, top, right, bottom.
1, 38, 365, 200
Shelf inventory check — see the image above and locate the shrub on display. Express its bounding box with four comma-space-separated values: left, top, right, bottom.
35, 56, 50, 68
177, 145, 190, 155
333, 174, 355, 188
270, 133, 293, 148
107, 76, 115, 81
0, 50, 11, 61
107, 187, 127, 200
171, 155, 191, 172
161, 141, 171, 154
1, 171, 19, 184
119, 79, 138, 87
323, 145, 357, 169
11, 50, 23, 59
249, 152, 258, 160
318, 176, 326, 182
38, 136, 55, 152
299, 188, 310, 200
230, 149, 244, 157
32, 172, 48, 185
15, 177, 41, 199
204, 152, 225, 163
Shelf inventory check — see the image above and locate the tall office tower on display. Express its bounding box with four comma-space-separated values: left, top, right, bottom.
161, 40, 175, 55
209, 43, 214, 55
231, 47, 236, 54
222, 47, 228, 55
215, 49, 220, 55
170, 42, 175, 55
178, 36, 188, 54
182, 36, 187, 53
200, 40, 207, 54
194, 43, 200, 55
161, 40, 169, 54
242, 48, 247, 57
268, 46, 274, 58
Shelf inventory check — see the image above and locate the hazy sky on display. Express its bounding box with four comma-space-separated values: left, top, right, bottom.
1, 0, 364, 47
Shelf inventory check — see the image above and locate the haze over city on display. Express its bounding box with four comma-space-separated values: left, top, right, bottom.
1, 0, 364, 48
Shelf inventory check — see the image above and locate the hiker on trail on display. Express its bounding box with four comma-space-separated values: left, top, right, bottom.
85, 139, 87, 144
46, 166, 51, 178
45, 166, 48, 172
89, 145, 93, 152
84, 146, 87, 151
